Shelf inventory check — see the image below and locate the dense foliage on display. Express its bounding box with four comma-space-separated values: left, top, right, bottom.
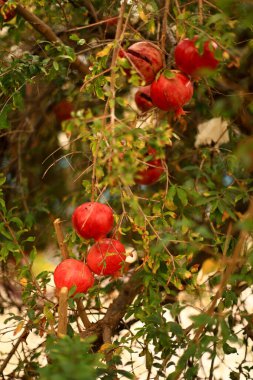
0, 0, 253, 379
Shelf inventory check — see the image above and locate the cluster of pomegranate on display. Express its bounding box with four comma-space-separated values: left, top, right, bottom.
119, 38, 219, 185
0, 0, 16, 22
120, 38, 219, 116
54, 202, 126, 294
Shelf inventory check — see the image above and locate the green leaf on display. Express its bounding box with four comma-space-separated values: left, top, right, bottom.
177, 188, 188, 206
223, 342, 237, 354
163, 69, 176, 79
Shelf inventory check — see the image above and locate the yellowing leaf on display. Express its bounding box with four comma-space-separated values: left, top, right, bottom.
99, 342, 113, 353
20, 277, 28, 287
96, 43, 113, 58
202, 258, 219, 275
139, 9, 149, 22
14, 321, 24, 336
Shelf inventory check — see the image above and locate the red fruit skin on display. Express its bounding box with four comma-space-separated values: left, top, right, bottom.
54, 258, 94, 294
135, 160, 164, 185
135, 147, 164, 185
72, 202, 114, 241
86, 238, 126, 275
135, 86, 153, 112
0, 0, 16, 21
150, 71, 193, 115
123, 42, 163, 84
174, 37, 219, 77
53, 100, 73, 122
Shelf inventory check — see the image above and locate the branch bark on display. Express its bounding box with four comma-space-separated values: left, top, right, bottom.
81, 272, 142, 344
53, 218, 69, 260
57, 286, 68, 337
16, 5, 89, 76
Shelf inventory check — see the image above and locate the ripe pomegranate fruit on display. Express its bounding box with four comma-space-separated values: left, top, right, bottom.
120, 42, 163, 84
135, 147, 164, 185
135, 86, 153, 112
53, 100, 73, 122
54, 258, 94, 294
86, 238, 126, 275
0, 0, 16, 21
174, 37, 219, 77
72, 202, 114, 241
150, 71, 193, 116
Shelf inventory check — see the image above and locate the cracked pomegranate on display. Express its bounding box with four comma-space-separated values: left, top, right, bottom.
121, 41, 163, 84
135, 86, 153, 112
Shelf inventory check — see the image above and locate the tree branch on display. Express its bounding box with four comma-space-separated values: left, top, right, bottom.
57, 286, 68, 337
76, 298, 92, 329
81, 272, 142, 343
53, 218, 69, 260
16, 5, 89, 76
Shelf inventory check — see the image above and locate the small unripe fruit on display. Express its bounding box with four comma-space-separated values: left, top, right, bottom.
121, 42, 163, 84
135, 86, 153, 112
150, 71, 193, 116
174, 37, 219, 77
54, 258, 94, 294
86, 238, 126, 275
72, 202, 114, 241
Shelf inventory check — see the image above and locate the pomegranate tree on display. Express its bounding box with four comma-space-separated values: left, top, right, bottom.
86, 238, 126, 275
72, 202, 114, 241
174, 37, 219, 77
150, 71, 193, 116
54, 258, 94, 294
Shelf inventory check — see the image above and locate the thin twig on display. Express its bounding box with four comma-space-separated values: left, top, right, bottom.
16, 5, 89, 76
0, 325, 29, 374
198, 0, 203, 25
76, 298, 92, 329
57, 287, 68, 337
161, 0, 170, 60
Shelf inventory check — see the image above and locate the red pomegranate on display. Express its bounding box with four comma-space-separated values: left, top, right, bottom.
0, 0, 16, 21
53, 100, 73, 123
174, 37, 219, 77
120, 42, 163, 84
135, 147, 164, 185
72, 202, 114, 241
135, 86, 153, 112
86, 238, 126, 275
54, 258, 94, 294
150, 71, 193, 116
